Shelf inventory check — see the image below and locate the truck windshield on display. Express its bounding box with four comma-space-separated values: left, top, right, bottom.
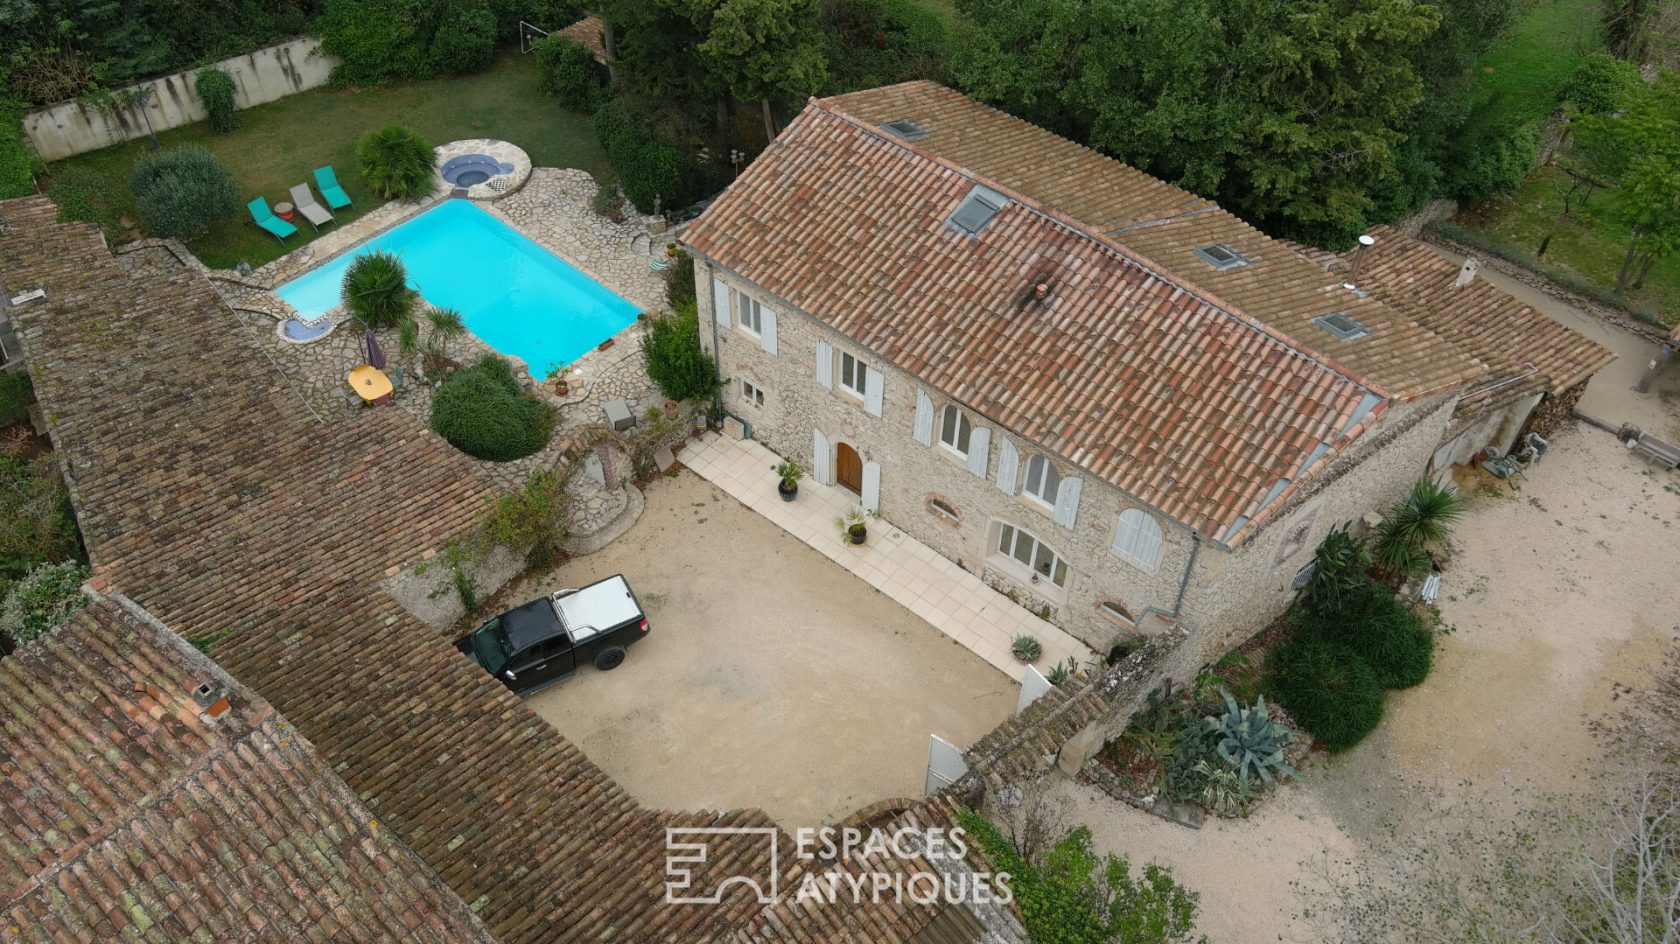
471, 620, 511, 674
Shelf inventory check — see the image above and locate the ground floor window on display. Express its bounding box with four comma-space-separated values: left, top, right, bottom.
741, 379, 766, 408
991, 520, 1069, 589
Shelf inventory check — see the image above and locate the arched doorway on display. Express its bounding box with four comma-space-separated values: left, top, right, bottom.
835, 442, 863, 495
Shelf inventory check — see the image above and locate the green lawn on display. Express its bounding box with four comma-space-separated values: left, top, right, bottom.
1459, 163, 1679, 322
46, 50, 611, 270
1473, 0, 1601, 122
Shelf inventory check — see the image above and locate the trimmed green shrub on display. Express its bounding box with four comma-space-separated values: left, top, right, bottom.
534, 34, 604, 111
593, 98, 721, 214
1443, 119, 1541, 203
1343, 604, 1434, 689
640, 300, 721, 402
0, 560, 90, 646
1266, 637, 1385, 752
0, 96, 41, 200
128, 146, 239, 238
47, 166, 124, 238
430, 356, 556, 462
357, 125, 436, 201
341, 251, 418, 330
429, 4, 497, 76
195, 67, 239, 133
665, 252, 696, 310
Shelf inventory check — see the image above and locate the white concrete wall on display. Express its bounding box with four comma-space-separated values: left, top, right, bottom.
23, 37, 340, 160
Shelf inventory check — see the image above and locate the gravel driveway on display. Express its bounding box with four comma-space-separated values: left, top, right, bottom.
513, 471, 1016, 829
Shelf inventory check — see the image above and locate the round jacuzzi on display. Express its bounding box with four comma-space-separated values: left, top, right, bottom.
441, 154, 515, 188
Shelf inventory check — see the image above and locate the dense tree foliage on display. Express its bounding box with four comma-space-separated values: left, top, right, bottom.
0, 94, 39, 199
1578, 70, 1680, 290
1, 0, 321, 107
950, 0, 1441, 244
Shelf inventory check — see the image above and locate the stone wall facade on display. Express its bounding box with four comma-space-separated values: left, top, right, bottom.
695, 260, 1462, 661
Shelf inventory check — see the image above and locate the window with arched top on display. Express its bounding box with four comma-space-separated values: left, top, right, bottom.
1112, 508, 1164, 572
1022, 454, 1061, 506
1097, 599, 1136, 626
939, 405, 974, 456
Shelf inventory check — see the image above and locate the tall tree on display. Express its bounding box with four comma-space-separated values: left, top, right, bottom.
691, 0, 829, 140
952, 0, 1439, 245
1579, 70, 1680, 290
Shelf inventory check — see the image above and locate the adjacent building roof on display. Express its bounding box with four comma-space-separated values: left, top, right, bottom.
0, 595, 499, 943
0, 197, 996, 943
1307, 228, 1616, 412
684, 86, 1400, 540
557, 16, 607, 64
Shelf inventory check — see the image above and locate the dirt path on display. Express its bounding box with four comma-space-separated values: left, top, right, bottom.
1060, 428, 1680, 942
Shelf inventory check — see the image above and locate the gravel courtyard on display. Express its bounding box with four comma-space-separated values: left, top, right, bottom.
1053, 426, 1680, 942
516, 471, 1016, 829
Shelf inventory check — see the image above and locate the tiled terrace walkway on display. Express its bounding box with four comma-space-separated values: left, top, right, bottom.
681, 433, 1096, 681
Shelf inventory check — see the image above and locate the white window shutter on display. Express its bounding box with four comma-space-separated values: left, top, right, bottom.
812, 429, 831, 484
967, 427, 990, 477
1114, 509, 1163, 570
815, 341, 832, 389
996, 439, 1019, 494
864, 366, 884, 417
1053, 476, 1083, 529
912, 388, 933, 446
761, 305, 777, 356
862, 461, 881, 513
712, 276, 731, 328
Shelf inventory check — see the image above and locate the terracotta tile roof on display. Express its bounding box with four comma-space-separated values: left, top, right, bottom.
684, 94, 1386, 540
558, 16, 607, 63
0, 596, 499, 942
1315, 228, 1616, 409
820, 83, 1484, 402
0, 197, 997, 943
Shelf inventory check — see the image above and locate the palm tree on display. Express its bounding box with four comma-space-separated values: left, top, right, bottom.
400, 306, 468, 374
341, 251, 416, 331
1374, 479, 1465, 578
356, 126, 436, 201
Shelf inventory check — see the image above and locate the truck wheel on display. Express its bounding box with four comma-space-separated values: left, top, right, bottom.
594, 646, 626, 671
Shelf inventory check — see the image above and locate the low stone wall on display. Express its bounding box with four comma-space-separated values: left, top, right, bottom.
24, 37, 339, 160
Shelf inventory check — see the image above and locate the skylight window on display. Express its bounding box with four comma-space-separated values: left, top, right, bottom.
947, 185, 1008, 237
882, 118, 929, 139
1193, 243, 1250, 270
1313, 312, 1370, 340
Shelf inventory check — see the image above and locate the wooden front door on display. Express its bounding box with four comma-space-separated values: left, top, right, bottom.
835, 442, 863, 495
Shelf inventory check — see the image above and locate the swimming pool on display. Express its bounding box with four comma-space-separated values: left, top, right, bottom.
275, 200, 639, 379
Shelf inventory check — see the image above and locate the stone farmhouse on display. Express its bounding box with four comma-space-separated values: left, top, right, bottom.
682, 81, 1614, 660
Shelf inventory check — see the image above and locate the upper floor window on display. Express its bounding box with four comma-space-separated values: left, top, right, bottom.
995, 521, 1068, 588
1022, 454, 1061, 506
939, 405, 974, 456
839, 351, 869, 398
1112, 508, 1164, 572
737, 293, 764, 336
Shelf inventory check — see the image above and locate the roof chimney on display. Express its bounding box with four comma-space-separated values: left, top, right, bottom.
1454, 257, 1480, 290
1348, 234, 1376, 281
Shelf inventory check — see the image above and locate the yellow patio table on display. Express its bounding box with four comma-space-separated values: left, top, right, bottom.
347, 364, 393, 404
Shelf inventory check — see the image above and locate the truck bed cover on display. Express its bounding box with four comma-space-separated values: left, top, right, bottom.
555, 575, 640, 641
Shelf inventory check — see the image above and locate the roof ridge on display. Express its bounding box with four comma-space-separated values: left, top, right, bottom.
805, 97, 1381, 404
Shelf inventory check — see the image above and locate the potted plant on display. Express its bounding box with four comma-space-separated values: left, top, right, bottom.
1011, 635, 1044, 663
835, 507, 867, 545
774, 459, 803, 501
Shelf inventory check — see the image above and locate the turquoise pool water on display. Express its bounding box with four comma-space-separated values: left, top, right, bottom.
275, 200, 639, 379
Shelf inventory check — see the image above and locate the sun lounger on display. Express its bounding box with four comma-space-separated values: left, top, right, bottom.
313, 166, 353, 210
288, 183, 334, 230
247, 197, 297, 242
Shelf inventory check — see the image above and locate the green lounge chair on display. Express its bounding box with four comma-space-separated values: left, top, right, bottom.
247, 197, 298, 242
313, 166, 353, 210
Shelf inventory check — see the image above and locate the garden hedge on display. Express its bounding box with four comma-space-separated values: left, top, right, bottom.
534, 34, 605, 112
594, 97, 722, 215
0, 97, 41, 200
129, 147, 239, 239
430, 356, 555, 462
640, 301, 719, 402
1266, 637, 1385, 752
195, 67, 239, 133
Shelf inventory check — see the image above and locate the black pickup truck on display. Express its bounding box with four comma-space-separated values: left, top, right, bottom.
455, 575, 649, 696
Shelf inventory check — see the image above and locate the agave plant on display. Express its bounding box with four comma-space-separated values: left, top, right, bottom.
1203, 688, 1295, 786
1373, 478, 1464, 577
1192, 760, 1258, 817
